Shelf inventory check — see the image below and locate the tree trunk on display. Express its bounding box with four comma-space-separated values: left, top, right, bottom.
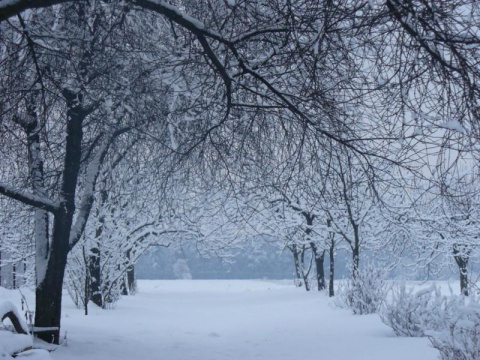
34, 98, 85, 344
329, 239, 335, 297
352, 247, 359, 280
12, 263, 17, 289
300, 246, 311, 292
309, 240, 325, 290
121, 272, 128, 296
290, 245, 303, 287
459, 264, 468, 296
453, 244, 470, 296
90, 188, 108, 306
120, 249, 134, 296
34, 215, 70, 344
126, 264, 135, 294
352, 223, 360, 279
316, 251, 325, 291
84, 269, 89, 316
21, 95, 50, 291
89, 246, 103, 307
314, 247, 325, 291
124, 249, 135, 295
81, 246, 90, 316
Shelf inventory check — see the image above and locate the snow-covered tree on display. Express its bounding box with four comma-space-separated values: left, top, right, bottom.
2, 0, 480, 343
0, 2, 171, 342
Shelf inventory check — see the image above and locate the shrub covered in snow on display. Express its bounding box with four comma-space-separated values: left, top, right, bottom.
380, 283, 449, 337
381, 283, 480, 359
173, 259, 192, 280
428, 297, 480, 360
337, 264, 388, 315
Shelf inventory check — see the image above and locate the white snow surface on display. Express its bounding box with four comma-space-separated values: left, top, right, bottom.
0, 332, 32, 358
0, 280, 439, 360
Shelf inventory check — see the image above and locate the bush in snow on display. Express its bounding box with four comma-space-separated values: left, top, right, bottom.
380, 283, 450, 337
428, 296, 480, 360
381, 282, 480, 359
173, 259, 192, 280
337, 263, 388, 315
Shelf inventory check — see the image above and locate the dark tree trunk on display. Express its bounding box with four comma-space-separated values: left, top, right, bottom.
90, 189, 107, 306
352, 224, 360, 279
121, 274, 128, 296
312, 245, 325, 291
459, 264, 468, 296
453, 244, 470, 296
352, 247, 359, 280
34, 98, 85, 344
329, 239, 335, 297
12, 263, 16, 289
89, 246, 103, 307
81, 246, 90, 316
290, 245, 303, 287
126, 264, 135, 294
34, 214, 71, 344
84, 271, 89, 316
123, 249, 135, 295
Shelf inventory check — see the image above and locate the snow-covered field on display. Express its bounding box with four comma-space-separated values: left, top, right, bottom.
1, 280, 440, 360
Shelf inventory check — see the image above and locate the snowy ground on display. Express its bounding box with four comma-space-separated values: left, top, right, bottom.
1, 280, 440, 360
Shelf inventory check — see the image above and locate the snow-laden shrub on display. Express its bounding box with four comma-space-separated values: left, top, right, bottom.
381, 282, 480, 358
173, 259, 192, 280
380, 283, 449, 337
337, 264, 388, 315
428, 297, 480, 360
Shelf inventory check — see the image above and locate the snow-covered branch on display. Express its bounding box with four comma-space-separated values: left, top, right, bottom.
69, 139, 111, 249
0, 0, 64, 21
0, 183, 60, 213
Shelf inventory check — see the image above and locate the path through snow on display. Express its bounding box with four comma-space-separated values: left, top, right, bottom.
53, 280, 438, 360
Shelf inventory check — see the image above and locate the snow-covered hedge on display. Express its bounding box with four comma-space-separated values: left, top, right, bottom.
380, 283, 449, 337
337, 264, 388, 315
380, 283, 480, 359
428, 297, 480, 360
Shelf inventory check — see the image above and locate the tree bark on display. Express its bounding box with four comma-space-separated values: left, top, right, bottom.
310, 243, 325, 291
290, 244, 303, 287
34, 96, 85, 344
453, 244, 470, 296
300, 246, 311, 292
352, 246, 360, 280
459, 264, 468, 296
12, 263, 17, 289
125, 249, 136, 295
35, 213, 71, 343
89, 188, 108, 307
16, 96, 50, 290
89, 246, 103, 307
351, 224, 360, 279
127, 266, 135, 294
329, 238, 335, 297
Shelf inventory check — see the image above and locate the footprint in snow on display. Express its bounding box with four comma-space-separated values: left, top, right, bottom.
208, 332, 221, 338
